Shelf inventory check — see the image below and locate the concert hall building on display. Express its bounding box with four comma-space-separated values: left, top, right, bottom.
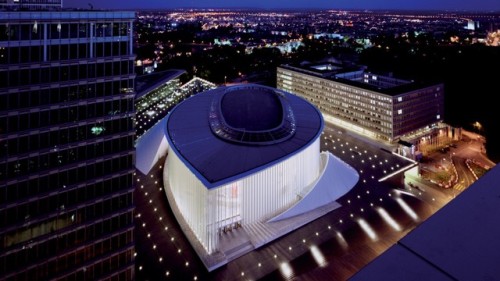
162, 84, 358, 270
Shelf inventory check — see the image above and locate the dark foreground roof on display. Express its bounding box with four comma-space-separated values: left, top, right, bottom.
351, 164, 500, 281
165, 84, 323, 189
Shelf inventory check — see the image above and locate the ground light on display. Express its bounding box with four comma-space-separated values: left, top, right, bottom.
280, 262, 294, 279
358, 218, 377, 241
396, 197, 419, 221
310, 245, 327, 267
336, 231, 349, 248
377, 207, 401, 231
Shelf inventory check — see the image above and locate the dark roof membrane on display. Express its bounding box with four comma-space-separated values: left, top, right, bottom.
221, 87, 282, 130
209, 85, 296, 146
165, 84, 323, 188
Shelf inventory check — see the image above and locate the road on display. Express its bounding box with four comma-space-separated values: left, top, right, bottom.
452, 156, 476, 191
459, 131, 495, 168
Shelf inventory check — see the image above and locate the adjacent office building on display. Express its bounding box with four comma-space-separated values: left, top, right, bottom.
277, 64, 446, 148
0, 2, 136, 280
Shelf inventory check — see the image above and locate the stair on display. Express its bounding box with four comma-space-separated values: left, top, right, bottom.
245, 221, 277, 248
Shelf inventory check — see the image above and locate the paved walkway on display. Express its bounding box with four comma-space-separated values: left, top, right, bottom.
133, 124, 493, 280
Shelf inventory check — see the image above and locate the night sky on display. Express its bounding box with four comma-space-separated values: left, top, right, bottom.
65, 0, 500, 11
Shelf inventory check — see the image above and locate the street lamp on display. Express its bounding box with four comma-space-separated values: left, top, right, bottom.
473, 121, 482, 135
224, 75, 227, 85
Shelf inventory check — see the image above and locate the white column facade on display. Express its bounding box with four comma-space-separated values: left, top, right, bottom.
165, 137, 321, 254
166, 151, 212, 251
239, 138, 320, 224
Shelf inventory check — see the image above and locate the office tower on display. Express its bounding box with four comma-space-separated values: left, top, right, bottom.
0, 5, 136, 280
0, 0, 62, 10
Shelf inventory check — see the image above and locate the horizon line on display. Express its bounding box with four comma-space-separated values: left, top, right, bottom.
63, 6, 500, 13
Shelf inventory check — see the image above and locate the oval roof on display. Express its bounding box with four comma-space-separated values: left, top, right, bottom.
165, 84, 323, 189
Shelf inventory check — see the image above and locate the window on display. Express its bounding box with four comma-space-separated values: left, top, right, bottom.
6, 24, 20, 41
32, 21, 43, 40
60, 44, 68, 60
9, 68, 19, 87
78, 23, 88, 38
60, 23, 69, 39
49, 24, 60, 39
104, 42, 112, 57
10, 47, 19, 64
119, 22, 129, 36
69, 24, 78, 38
31, 46, 42, 62
0, 24, 9, 41
69, 44, 78, 59
78, 43, 88, 58
96, 42, 104, 57
49, 45, 60, 61
20, 24, 31, 40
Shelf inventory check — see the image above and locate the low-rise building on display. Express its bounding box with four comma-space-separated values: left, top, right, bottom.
277, 63, 453, 158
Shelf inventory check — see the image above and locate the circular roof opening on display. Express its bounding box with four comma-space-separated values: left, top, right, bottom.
209, 85, 296, 145
221, 87, 282, 131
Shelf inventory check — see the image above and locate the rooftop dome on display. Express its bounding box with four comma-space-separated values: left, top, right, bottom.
209, 85, 296, 145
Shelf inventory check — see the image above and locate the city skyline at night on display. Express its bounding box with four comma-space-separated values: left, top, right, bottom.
65, 0, 500, 11
1, 1, 499, 280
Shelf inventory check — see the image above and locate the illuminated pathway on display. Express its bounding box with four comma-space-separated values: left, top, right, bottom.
134, 123, 451, 280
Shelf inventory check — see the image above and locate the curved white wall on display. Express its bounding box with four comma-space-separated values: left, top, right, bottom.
239, 138, 320, 223
165, 137, 321, 253
135, 117, 169, 175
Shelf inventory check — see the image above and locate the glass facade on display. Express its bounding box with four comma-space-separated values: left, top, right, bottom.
134, 75, 216, 141
0, 0, 62, 10
0, 10, 136, 281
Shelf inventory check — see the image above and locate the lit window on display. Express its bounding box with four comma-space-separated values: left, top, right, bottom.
398, 97, 402, 102
398, 109, 403, 115
91, 126, 106, 135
